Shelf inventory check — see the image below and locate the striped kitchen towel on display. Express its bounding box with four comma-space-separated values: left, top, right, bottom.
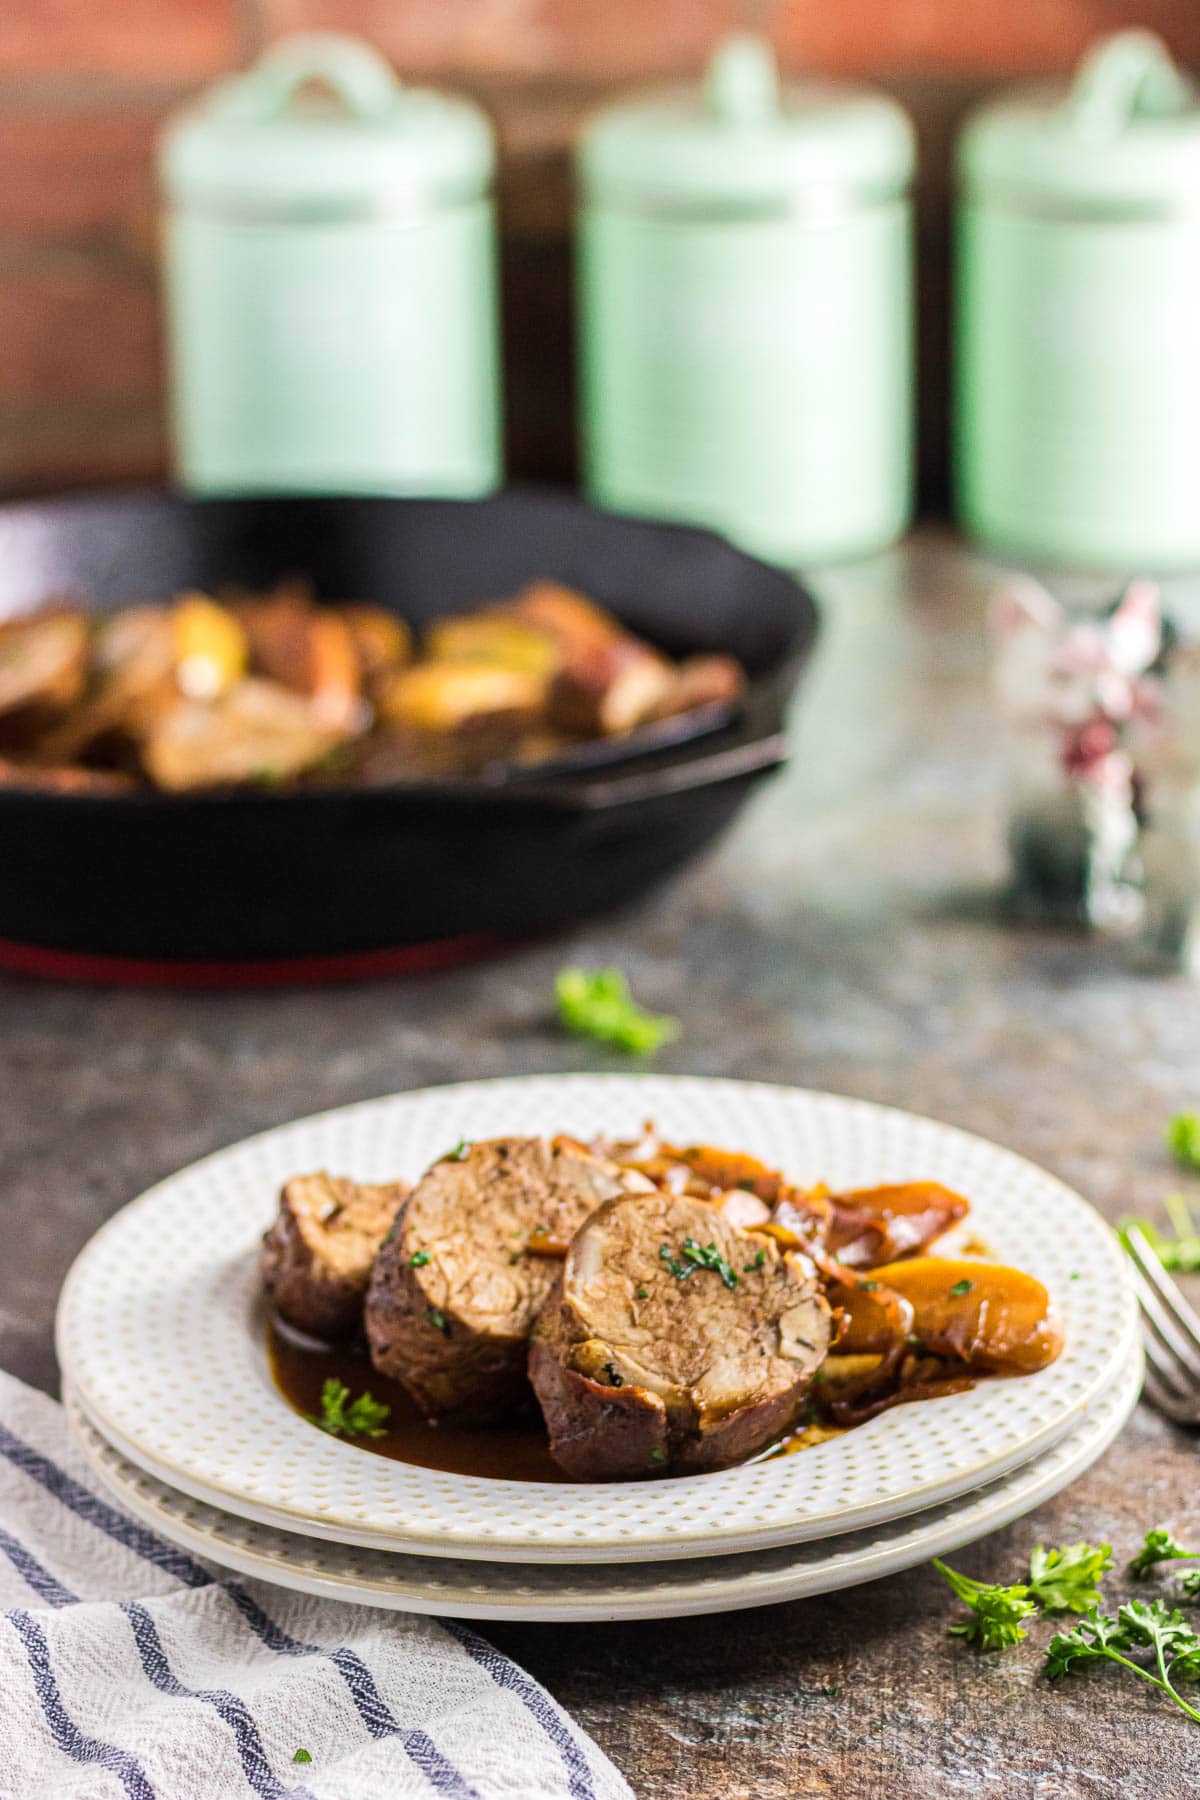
0, 1372, 633, 1800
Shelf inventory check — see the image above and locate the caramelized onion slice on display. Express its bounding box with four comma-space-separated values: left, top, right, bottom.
868, 1256, 1064, 1374
826, 1182, 970, 1269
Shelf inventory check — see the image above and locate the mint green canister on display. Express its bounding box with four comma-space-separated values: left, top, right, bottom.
160, 34, 501, 497
957, 31, 1200, 571
577, 36, 915, 566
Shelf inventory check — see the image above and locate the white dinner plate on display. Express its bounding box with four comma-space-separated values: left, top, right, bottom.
56, 1075, 1136, 1565
66, 1349, 1141, 1622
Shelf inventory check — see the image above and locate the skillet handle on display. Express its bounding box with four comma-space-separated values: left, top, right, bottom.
521, 729, 789, 812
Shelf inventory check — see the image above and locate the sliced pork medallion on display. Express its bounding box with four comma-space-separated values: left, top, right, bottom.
529, 1190, 833, 1480
261, 1172, 408, 1343
365, 1137, 651, 1421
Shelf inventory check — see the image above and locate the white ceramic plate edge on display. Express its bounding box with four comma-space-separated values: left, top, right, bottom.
65, 1350, 1142, 1623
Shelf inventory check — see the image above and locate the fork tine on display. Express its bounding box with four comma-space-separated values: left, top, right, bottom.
1138, 1318, 1193, 1397
1142, 1357, 1200, 1425
1123, 1224, 1200, 1345
1126, 1258, 1200, 1384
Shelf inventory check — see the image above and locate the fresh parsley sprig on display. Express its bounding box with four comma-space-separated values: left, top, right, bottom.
1047, 1601, 1200, 1725
1168, 1113, 1200, 1172
1130, 1526, 1199, 1579
1119, 1192, 1200, 1275
1027, 1541, 1114, 1613
932, 1560, 1037, 1651
307, 1377, 390, 1440
555, 967, 678, 1057
934, 1541, 1112, 1651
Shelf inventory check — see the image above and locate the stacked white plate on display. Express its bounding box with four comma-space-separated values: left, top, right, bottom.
57, 1076, 1141, 1622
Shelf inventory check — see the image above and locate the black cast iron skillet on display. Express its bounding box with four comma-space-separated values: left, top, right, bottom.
0, 487, 817, 981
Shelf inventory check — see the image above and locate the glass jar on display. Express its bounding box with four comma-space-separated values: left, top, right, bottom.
160, 33, 501, 497
956, 31, 1200, 572
576, 36, 915, 567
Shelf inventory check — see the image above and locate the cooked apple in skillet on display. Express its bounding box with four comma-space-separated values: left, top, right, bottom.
0, 580, 746, 794
263, 1126, 1066, 1481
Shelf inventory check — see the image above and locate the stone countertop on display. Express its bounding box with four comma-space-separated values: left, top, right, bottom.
1, 529, 1195, 1798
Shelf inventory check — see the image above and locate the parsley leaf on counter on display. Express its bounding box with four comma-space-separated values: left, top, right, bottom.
1027, 1542, 1113, 1614
1130, 1527, 1199, 1579
932, 1560, 1037, 1651
1168, 1113, 1200, 1171
308, 1378, 390, 1440
293, 1749, 313, 1764
1119, 1195, 1200, 1274
1047, 1602, 1200, 1724
555, 967, 678, 1057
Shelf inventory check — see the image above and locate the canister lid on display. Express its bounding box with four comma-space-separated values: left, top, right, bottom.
579, 35, 915, 212
161, 33, 494, 216
959, 30, 1200, 216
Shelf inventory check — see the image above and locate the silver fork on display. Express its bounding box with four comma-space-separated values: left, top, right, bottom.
1122, 1223, 1200, 1425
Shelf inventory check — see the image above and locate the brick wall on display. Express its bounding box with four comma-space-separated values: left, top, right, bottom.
0, 0, 1196, 501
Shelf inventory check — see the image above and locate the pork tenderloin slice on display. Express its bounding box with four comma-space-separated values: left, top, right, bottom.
365, 1137, 651, 1421
529, 1190, 832, 1479
261, 1172, 408, 1343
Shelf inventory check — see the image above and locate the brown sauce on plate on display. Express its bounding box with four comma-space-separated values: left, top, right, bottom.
268, 1319, 846, 1480
267, 1321, 568, 1482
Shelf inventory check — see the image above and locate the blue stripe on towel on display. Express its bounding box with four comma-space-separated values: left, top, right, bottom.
443, 1622, 597, 1800
0, 1527, 78, 1608
122, 1601, 316, 1800
0, 1421, 497, 1799
8, 1607, 157, 1800
224, 1585, 483, 1797
0, 1423, 209, 1588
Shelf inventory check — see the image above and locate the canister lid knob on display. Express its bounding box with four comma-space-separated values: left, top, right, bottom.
704, 35, 781, 127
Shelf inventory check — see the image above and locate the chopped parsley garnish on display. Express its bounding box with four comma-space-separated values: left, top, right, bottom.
660, 1237, 739, 1289
649, 1448, 668, 1465
602, 1361, 624, 1388
858, 1279, 878, 1292
307, 1378, 390, 1440
426, 1307, 449, 1334
949, 1278, 974, 1297
742, 1250, 767, 1273
636, 1285, 650, 1299
555, 967, 679, 1057
293, 1747, 313, 1763
440, 1139, 470, 1163
408, 1250, 431, 1267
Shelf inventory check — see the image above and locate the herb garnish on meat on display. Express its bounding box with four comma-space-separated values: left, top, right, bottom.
426, 1306, 449, 1334
949, 1278, 973, 1297
660, 1238, 739, 1290
308, 1378, 390, 1440
408, 1250, 431, 1267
